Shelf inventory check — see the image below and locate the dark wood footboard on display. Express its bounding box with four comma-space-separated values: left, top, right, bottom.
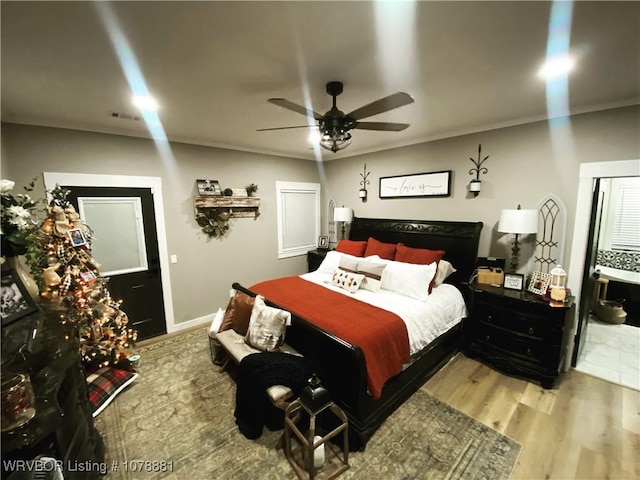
232, 282, 461, 450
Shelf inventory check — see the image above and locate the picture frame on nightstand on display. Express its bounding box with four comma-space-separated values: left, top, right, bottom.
503, 273, 524, 291
317, 235, 329, 250
528, 271, 551, 295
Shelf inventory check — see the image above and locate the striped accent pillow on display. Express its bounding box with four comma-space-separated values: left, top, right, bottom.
356, 260, 387, 292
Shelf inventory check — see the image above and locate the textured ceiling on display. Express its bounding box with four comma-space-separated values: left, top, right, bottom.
1, 1, 638, 160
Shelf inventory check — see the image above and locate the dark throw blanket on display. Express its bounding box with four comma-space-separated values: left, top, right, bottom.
234, 352, 312, 440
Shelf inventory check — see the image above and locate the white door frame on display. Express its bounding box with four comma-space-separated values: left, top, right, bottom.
43, 172, 177, 333
565, 159, 640, 368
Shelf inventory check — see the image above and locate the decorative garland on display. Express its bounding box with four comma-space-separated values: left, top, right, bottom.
196, 209, 230, 237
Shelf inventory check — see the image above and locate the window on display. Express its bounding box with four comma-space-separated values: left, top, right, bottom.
276, 182, 321, 259
600, 177, 640, 252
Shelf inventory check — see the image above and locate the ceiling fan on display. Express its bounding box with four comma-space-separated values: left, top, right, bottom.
258, 81, 414, 153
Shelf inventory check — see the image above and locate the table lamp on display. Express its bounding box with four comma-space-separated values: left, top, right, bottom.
333, 207, 353, 240
498, 205, 538, 272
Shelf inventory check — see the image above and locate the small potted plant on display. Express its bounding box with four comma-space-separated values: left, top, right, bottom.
245, 183, 258, 197
223, 188, 233, 197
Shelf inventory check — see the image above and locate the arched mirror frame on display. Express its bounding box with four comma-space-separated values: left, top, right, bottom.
534, 194, 567, 273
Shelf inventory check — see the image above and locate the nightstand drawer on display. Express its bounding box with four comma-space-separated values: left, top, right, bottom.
470, 323, 544, 363
475, 302, 545, 339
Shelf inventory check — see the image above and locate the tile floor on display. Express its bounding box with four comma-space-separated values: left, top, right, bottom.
575, 315, 640, 391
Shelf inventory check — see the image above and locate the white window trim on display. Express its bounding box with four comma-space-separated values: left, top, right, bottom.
276, 181, 321, 259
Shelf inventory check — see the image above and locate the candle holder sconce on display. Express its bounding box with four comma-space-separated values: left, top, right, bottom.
468, 144, 489, 197
359, 163, 370, 202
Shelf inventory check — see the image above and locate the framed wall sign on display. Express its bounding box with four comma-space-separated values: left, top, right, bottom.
503, 273, 524, 291
379, 170, 452, 198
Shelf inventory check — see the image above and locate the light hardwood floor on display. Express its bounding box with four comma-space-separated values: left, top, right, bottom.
423, 353, 640, 480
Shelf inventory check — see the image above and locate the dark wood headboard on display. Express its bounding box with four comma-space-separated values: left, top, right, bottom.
349, 217, 483, 286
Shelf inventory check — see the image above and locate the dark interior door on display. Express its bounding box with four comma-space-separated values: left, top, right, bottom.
66, 186, 167, 341
571, 178, 604, 366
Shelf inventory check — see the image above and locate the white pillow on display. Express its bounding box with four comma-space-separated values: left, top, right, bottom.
208, 307, 225, 338
338, 255, 359, 273
433, 260, 457, 288
317, 251, 359, 274
245, 296, 292, 352
380, 260, 437, 302
330, 268, 365, 294
356, 260, 386, 293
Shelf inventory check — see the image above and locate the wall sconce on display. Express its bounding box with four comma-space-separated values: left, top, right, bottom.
359, 163, 370, 202
498, 204, 538, 272
468, 144, 489, 197
333, 206, 353, 240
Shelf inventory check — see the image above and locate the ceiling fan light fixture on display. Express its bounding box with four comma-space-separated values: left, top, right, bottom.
320, 128, 351, 152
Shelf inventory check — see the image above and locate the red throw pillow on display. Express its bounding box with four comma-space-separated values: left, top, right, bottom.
395, 244, 445, 265
335, 240, 367, 257
363, 237, 397, 260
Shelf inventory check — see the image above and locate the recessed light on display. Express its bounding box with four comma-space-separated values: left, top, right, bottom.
538, 56, 575, 79
132, 95, 159, 112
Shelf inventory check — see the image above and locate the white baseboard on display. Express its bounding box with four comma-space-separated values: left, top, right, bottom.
168, 314, 213, 334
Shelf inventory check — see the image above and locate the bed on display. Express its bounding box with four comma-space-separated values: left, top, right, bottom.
232, 217, 483, 450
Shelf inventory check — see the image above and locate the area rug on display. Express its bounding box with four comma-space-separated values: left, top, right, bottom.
95, 328, 520, 479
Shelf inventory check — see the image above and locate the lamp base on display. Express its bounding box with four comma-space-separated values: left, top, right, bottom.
509, 234, 521, 273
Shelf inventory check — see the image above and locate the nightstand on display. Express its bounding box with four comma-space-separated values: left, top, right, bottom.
307, 249, 329, 273
463, 283, 575, 388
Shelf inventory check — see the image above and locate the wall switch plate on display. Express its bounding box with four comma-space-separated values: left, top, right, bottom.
170, 255, 178, 264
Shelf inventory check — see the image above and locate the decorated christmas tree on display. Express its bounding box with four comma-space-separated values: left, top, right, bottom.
36, 186, 137, 370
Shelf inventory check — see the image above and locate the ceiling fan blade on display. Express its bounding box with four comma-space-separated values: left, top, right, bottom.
353, 121, 410, 132
257, 125, 316, 131
268, 98, 324, 120
347, 92, 414, 120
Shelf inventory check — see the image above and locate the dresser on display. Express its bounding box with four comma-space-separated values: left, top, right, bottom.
307, 249, 329, 273
463, 283, 575, 388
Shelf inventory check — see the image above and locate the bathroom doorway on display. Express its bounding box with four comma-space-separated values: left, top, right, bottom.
569, 164, 640, 391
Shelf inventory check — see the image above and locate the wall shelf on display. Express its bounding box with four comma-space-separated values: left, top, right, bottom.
194, 196, 260, 218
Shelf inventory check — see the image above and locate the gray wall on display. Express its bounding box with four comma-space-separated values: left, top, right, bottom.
2, 105, 639, 328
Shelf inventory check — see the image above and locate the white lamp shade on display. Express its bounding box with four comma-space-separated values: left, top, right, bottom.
333, 207, 353, 223
498, 208, 538, 234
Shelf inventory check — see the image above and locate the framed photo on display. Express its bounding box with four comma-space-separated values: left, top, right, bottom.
528, 271, 551, 295
67, 228, 87, 247
1, 270, 38, 326
318, 235, 329, 250
197, 179, 222, 196
503, 273, 524, 291
379, 170, 452, 198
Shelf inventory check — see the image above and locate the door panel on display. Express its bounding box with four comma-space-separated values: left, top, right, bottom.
571, 178, 603, 366
66, 187, 166, 340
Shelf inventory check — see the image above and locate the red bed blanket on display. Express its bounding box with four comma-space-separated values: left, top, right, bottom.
250, 276, 410, 399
